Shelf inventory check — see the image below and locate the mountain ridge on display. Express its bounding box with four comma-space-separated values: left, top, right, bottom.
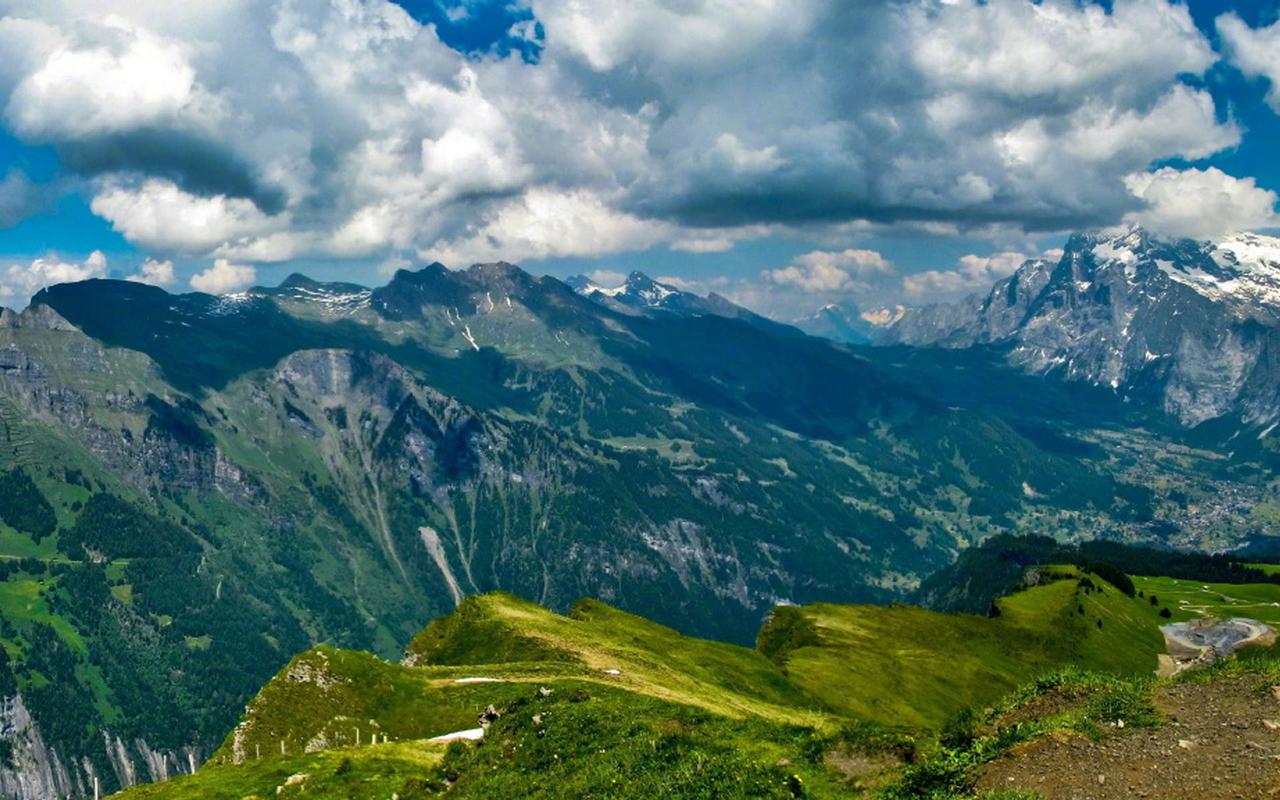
109, 563, 1280, 799
0, 252, 1275, 797
882, 226, 1280, 427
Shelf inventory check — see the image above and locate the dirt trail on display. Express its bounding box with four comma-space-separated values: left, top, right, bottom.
976, 676, 1280, 799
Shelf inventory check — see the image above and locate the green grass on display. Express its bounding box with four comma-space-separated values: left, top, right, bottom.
434, 681, 850, 799
762, 569, 1164, 728
0, 525, 57, 559
114, 740, 447, 800
111, 576, 1280, 800
0, 576, 88, 656
209, 647, 555, 763
406, 593, 831, 728
1247, 563, 1280, 577
1133, 575, 1280, 626
191, 580, 1168, 798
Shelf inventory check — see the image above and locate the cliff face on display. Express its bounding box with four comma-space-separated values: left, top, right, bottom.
0, 695, 201, 800
883, 227, 1280, 427
0, 695, 77, 800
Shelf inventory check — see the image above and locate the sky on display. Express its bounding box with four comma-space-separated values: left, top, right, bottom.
1, 0, 1280, 320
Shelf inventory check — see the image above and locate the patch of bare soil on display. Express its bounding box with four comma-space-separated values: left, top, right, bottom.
823, 746, 903, 791
975, 675, 1280, 799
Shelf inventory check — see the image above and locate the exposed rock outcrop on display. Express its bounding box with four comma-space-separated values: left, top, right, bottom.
884, 227, 1280, 426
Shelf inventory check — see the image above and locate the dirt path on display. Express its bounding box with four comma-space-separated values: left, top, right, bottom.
976, 675, 1280, 799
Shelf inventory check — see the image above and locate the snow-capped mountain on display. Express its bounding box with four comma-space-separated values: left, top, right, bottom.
567, 271, 710, 315
791, 301, 908, 344
792, 300, 873, 344
883, 226, 1280, 427
263, 273, 373, 314
567, 270, 796, 334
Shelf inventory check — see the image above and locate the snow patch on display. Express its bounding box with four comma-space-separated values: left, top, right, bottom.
428, 728, 485, 743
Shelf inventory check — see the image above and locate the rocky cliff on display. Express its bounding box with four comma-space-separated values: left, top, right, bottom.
884, 227, 1280, 427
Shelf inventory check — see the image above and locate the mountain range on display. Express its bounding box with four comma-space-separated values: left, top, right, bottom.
884, 226, 1280, 429
0, 232, 1276, 796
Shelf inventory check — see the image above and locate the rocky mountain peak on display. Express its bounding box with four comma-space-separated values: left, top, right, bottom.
0, 303, 77, 332
792, 299, 873, 344
883, 226, 1280, 427
566, 271, 677, 306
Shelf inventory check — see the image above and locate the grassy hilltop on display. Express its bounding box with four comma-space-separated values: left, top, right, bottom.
108, 558, 1275, 800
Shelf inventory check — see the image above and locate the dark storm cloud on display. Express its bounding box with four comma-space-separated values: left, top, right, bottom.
56, 128, 287, 215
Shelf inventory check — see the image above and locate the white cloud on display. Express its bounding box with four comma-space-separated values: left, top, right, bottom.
995, 84, 1236, 167
1123, 167, 1280, 241
0, 250, 107, 307
902, 250, 1041, 300
423, 188, 669, 265
125, 257, 176, 287
90, 178, 278, 254
190, 258, 255, 294
529, 0, 815, 72
670, 237, 737, 254
0, 0, 1254, 270
591, 0, 1237, 231
1218, 13, 1280, 112
765, 249, 895, 293
913, 0, 1214, 100
5, 15, 218, 140
585, 269, 625, 287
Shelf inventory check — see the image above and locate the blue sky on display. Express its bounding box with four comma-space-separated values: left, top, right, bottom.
1, 0, 1280, 317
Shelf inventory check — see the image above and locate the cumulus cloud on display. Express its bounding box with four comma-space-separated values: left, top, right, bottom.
765, 249, 895, 293
603, 0, 1236, 231
4, 16, 217, 140
90, 178, 278, 255
1218, 13, 1280, 112
190, 259, 255, 294
0, 250, 107, 307
423, 189, 669, 265
1122, 167, 1280, 241
0, 0, 1252, 268
125, 257, 176, 287
902, 250, 1044, 300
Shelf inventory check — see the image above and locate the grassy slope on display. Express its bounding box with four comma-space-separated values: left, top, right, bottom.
116, 566, 1280, 800
763, 567, 1164, 728
156, 587, 867, 800
109, 740, 447, 800
215, 592, 834, 769
405, 593, 830, 726
1133, 574, 1280, 626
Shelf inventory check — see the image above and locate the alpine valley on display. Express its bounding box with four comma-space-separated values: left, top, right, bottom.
1, 230, 1280, 797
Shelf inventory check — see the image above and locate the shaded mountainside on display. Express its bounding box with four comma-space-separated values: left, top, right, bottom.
113, 579, 1280, 799
884, 226, 1280, 429
0, 259, 1274, 796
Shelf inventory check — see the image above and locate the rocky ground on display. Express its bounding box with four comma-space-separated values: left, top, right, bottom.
976, 675, 1280, 799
